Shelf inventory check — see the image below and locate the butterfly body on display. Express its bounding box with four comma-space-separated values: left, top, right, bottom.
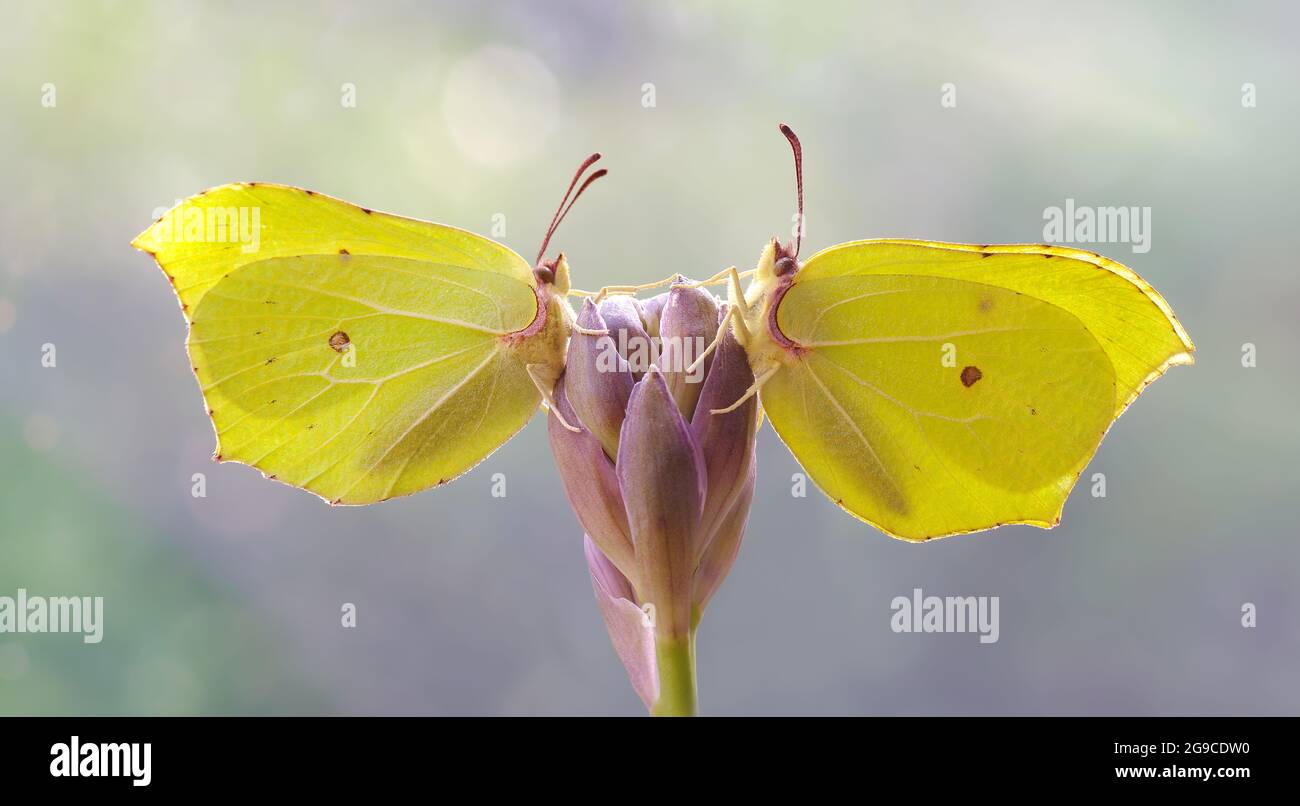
731, 239, 805, 381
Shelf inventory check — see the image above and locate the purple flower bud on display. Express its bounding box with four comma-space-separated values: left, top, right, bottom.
617, 366, 706, 642
548, 288, 759, 715
564, 299, 634, 460
693, 464, 754, 615
584, 535, 658, 709
638, 291, 669, 337
690, 309, 758, 590
596, 296, 651, 381
547, 376, 636, 580
658, 283, 720, 420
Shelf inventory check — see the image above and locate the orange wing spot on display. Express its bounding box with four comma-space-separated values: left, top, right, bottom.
960, 366, 983, 387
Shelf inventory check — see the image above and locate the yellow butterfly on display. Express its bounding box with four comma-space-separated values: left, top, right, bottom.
132, 156, 607, 504
700, 125, 1194, 541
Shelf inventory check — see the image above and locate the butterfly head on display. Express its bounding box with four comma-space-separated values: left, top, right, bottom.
753, 237, 800, 288
772, 237, 800, 277
533, 253, 571, 296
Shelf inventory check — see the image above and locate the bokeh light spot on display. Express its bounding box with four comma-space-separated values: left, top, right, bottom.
23, 414, 60, 453
441, 45, 560, 168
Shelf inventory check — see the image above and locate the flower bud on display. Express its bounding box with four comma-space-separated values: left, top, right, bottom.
564, 299, 634, 460
617, 366, 706, 642
689, 309, 758, 604
658, 282, 720, 419
638, 291, 669, 337
596, 295, 651, 381
584, 535, 658, 709
547, 376, 636, 580
548, 285, 760, 715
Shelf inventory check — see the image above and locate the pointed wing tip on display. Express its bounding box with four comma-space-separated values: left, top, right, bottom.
130, 224, 159, 254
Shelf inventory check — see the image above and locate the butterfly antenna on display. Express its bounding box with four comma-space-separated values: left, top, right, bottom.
778, 123, 804, 257
537, 153, 606, 264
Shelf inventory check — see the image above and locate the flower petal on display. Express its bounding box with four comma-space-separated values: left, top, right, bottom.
597, 296, 652, 381
565, 298, 634, 460
693, 464, 755, 615
639, 291, 669, 337
548, 375, 637, 581
585, 535, 659, 711
658, 283, 720, 420
690, 314, 759, 560
616, 366, 706, 640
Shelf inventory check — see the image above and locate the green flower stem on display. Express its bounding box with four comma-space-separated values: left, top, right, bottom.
651, 632, 698, 717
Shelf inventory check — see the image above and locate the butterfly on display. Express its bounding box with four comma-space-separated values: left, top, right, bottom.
696, 125, 1195, 541
132, 155, 608, 505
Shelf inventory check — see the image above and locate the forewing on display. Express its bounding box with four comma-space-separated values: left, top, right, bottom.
133, 183, 535, 319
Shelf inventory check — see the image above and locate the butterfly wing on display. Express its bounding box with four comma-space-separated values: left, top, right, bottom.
761, 240, 1194, 540
132, 182, 536, 318
134, 185, 547, 504
188, 254, 541, 504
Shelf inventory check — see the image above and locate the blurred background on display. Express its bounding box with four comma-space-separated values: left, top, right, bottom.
0, 0, 1296, 715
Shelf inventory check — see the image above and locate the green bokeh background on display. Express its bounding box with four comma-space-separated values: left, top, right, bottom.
0, 0, 1295, 714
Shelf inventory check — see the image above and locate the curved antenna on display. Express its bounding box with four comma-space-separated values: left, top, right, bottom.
536, 153, 606, 264
778, 123, 804, 257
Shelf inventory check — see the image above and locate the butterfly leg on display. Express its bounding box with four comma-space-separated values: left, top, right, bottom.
726, 265, 750, 315
526, 363, 582, 432
682, 265, 744, 291
574, 276, 686, 301
569, 267, 755, 301
686, 302, 747, 375
710, 365, 777, 415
